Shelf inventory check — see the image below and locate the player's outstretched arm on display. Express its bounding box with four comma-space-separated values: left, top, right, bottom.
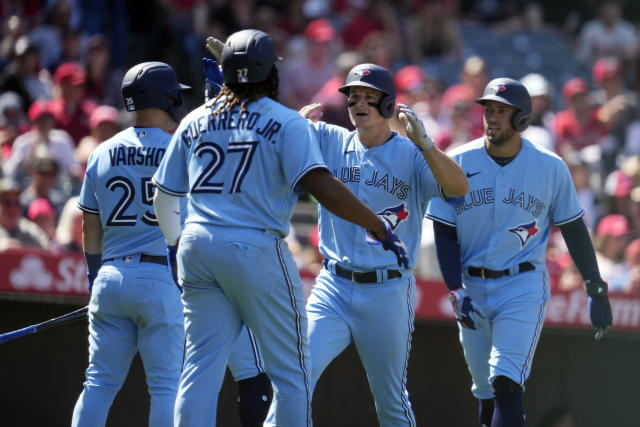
559, 217, 612, 340
300, 168, 408, 267
398, 104, 468, 197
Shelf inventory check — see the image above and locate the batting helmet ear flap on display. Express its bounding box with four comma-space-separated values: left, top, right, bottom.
511, 110, 530, 132
378, 93, 396, 119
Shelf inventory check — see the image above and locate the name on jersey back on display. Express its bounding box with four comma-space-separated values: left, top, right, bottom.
109, 146, 166, 167
181, 110, 282, 147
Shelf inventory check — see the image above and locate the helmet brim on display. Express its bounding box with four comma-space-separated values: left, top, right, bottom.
475, 95, 521, 111
338, 81, 388, 96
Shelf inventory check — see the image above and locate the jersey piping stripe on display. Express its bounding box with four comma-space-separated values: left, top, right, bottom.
519, 272, 549, 385
275, 238, 311, 426
553, 210, 585, 227
151, 178, 187, 197
290, 164, 328, 192
425, 213, 456, 228
76, 202, 99, 214
246, 327, 265, 374
400, 276, 416, 427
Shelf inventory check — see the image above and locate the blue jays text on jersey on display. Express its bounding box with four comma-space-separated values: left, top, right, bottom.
334, 165, 410, 199
179, 109, 283, 147
455, 187, 545, 217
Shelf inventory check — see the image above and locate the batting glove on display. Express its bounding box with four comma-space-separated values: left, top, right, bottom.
167, 244, 181, 292
397, 103, 435, 152
366, 219, 409, 268
586, 279, 612, 340
202, 58, 223, 99
449, 288, 485, 330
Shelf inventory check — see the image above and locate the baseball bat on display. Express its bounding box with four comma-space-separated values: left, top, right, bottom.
0, 305, 88, 345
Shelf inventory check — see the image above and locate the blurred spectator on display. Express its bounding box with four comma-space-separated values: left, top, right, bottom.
71, 105, 119, 193
566, 152, 598, 231
311, 50, 364, 130
19, 154, 67, 218
553, 77, 607, 157
394, 65, 428, 107
442, 55, 488, 134
84, 34, 123, 108
26, 197, 57, 243
301, 223, 323, 276
575, 0, 637, 69
412, 78, 448, 138
358, 30, 399, 72
3, 99, 75, 185
340, 0, 401, 51
279, 18, 337, 109
0, 91, 29, 164
594, 213, 633, 292
49, 61, 97, 145
520, 72, 555, 151
0, 35, 52, 109
407, 0, 463, 62
435, 84, 481, 151
624, 238, 640, 295
0, 14, 27, 69
0, 177, 49, 250
55, 195, 82, 252
28, 0, 76, 71
207, 0, 256, 41
0, 1, 41, 31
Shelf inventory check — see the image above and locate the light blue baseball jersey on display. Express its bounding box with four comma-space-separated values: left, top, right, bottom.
426, 137, 584, 270
153, 97, 326, 237
312, 121, 442, 270
78, 127, 171, 259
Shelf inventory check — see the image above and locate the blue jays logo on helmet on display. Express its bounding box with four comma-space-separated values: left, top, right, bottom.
508, 221, 539, 247
354, 68, 371, 79
492, 83, 507, 93
377, 203, 409, 231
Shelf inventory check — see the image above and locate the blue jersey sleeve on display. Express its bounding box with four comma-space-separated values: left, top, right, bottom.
550, 158, 584, 225
153, 126, 190, 196
426, 197, 456, 226
279, 116, 327, 193
77, 152, 99, 214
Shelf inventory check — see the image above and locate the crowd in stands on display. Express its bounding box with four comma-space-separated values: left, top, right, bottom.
1, 0, 640, 296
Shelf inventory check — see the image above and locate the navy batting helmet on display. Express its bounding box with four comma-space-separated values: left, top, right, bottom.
339, 63, 396, 119
475, 77, 532, 132
121, 61, 190, 123
221, 29, 281, 84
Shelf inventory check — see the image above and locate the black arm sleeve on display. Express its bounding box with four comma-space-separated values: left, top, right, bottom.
558, 217, 602, 282
432, 220, 463, 291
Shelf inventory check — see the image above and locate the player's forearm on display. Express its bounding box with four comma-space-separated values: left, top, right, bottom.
433, 220, 463, 291
153, 189, 182, 246
559, 217, 603, 281
422, 148, 468, 197
82, 212, 103, 254
300, 168, 386, 238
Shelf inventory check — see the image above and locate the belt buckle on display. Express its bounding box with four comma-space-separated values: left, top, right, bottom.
351, 271, 359, 282
481, 268, 486, 279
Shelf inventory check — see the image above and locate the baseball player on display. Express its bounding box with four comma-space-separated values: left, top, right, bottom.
426, 77, 613, 427
151, 30, 408, 426
72, 61, 189, 427
266, 63, 469, 426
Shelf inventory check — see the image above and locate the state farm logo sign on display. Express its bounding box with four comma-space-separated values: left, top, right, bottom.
8, 254, 88, 295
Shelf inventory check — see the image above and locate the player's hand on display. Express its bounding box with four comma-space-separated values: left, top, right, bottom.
87, 272, 97, 293
205, 36, 224, 62
397, 103, 435, 152
449, 288, 485, 329
586, 279, 612, 340
366, 219, 409, 268
167, 244, 181, 292
299, 103, 323, 121
202, 58, 223, 99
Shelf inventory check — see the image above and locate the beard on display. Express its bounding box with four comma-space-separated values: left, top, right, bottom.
485, 125, 517, 146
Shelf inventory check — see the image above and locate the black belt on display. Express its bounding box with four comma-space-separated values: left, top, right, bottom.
467, 262, 535, 279
333, 263, 401, 284
103, 254, 168, 266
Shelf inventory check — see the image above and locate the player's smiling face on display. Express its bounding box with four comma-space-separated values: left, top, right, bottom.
482, 100, 518, 146
346, 86, 385, 127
